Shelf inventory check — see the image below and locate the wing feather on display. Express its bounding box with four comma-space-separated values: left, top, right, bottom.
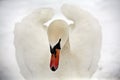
14, 8, 54, 79
62, 4, 101, 76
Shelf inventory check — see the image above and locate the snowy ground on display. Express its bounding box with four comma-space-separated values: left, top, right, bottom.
0, 0, 120, 80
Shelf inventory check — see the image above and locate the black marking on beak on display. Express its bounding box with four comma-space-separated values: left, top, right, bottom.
51, 67, 56, 71
50, 39, 61, 55
50, 45, 55, 54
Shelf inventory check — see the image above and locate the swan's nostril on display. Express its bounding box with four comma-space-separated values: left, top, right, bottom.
51, 67, 56, 71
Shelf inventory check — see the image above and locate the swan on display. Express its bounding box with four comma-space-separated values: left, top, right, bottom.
14, 4, 101, 80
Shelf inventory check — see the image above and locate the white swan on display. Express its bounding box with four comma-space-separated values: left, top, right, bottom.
14, 4, 101, 80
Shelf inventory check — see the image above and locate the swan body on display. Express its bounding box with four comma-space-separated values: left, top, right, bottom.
14, 4, 101, 80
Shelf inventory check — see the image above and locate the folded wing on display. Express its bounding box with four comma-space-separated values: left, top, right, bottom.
61, 4, 101, 77
14, 8, 54, 79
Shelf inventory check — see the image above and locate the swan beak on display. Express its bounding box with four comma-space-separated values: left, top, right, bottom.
50, 49, 60, 71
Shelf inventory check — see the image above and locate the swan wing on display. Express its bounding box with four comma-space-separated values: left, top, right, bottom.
61, 4, 101, 76
14, 8, 54, 79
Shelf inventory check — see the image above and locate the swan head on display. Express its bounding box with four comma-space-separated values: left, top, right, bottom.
47, 20, 69, 71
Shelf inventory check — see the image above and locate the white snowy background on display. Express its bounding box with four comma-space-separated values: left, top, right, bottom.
0, 0, 120, 80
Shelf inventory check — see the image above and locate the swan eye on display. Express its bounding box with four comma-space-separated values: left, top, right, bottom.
50, 45, 56, 54
54, 39, 61, 49
50, 39, 61, 55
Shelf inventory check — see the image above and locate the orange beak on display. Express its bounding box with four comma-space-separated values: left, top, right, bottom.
50, 49, 60, 71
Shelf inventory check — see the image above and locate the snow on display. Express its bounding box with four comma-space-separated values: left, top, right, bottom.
0, 0, 120, 80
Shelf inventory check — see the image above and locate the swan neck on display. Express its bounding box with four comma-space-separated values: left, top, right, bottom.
61, 39, 70, 54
